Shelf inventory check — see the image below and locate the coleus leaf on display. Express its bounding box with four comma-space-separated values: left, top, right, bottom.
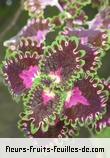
18, 77, 66, 136
61, 73, 109, 127
18, 114, 79, 138
40, 35, 85, 85
2, 51, 41, 96
93, 80, 110, 133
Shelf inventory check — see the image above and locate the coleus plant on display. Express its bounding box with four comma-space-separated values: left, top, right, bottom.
1, 0, 110, 138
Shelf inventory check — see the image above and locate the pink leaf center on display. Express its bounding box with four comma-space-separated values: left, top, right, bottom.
49, 68, 62, 83
42, 89, 55, 105
65, 87, 90, 108
19, 66, 40, 89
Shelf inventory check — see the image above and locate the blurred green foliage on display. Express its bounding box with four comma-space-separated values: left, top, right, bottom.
0, 0, 28, 137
